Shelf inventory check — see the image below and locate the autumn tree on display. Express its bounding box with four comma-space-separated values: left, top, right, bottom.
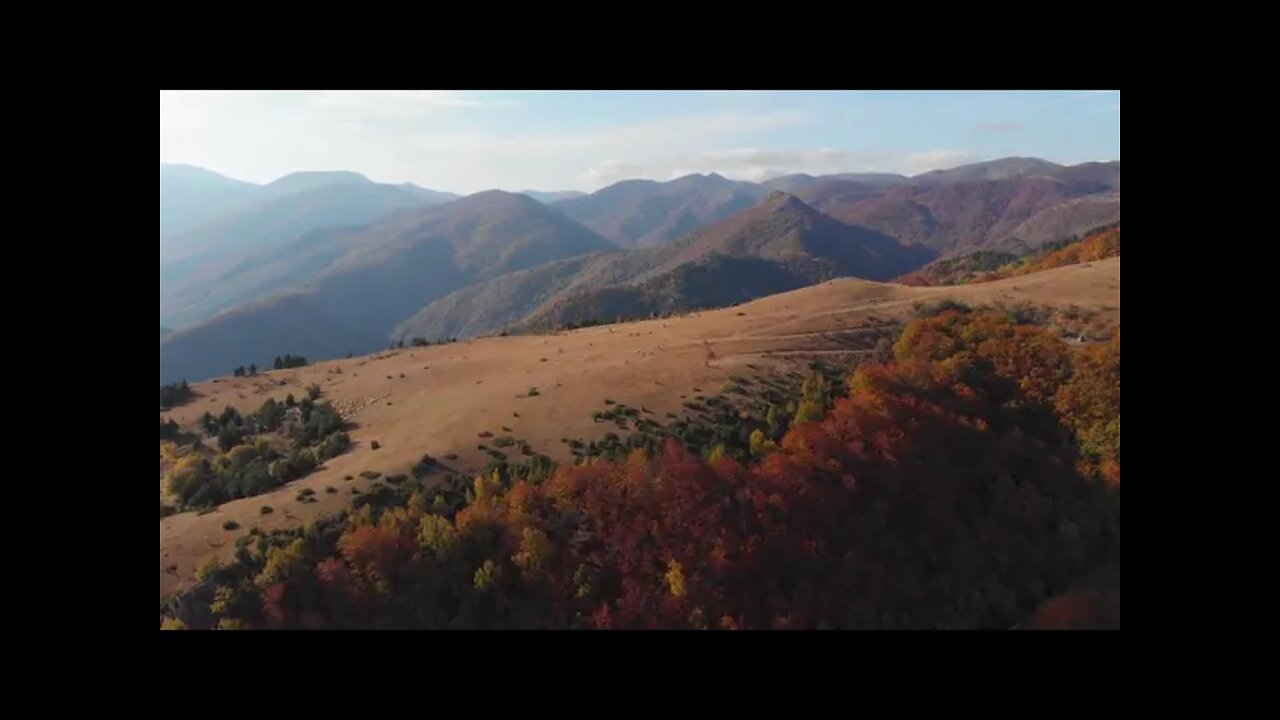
1055, 331, 1120, 485
749, 428, 775, 457
793, 368, 835, 425
765, 404, 785, 438
194, 305, 1119, 631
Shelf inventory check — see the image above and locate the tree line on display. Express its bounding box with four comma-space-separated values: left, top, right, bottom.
164, 385, 350, 512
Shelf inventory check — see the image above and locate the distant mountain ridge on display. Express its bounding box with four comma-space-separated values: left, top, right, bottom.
521, 190, 587, 204
796, 163, 1119, 256
159, 157, 1118, 384
552, 173, 771, 248
520, 192, 935, 331
160, 165, 457, 252
159, 191, 614, 383
395, 192, 934, 341
160, 172, 461, 326
763, 172, 908, 194
160, 165, 262, 240
910, 157, 1063, 186
260, 170, 371, 195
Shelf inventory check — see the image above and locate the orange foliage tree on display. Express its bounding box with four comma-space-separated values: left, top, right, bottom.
204, 307, 1118, 630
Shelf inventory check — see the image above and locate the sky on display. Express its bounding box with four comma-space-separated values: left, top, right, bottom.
160, 90, 1120, 194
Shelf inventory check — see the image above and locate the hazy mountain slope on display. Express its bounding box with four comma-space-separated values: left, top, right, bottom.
1047, 161, 1121, 190
907, 158, 1119, 190
158, 293, 383, 384
159, 157, 1119, 378
897, 222, 1120, 286
894, 251, 1022, 287
392, 236, 695, 343
805, 173, 1118, 256
756, 161, 1121, 258
397, 183, 460, 205
520, 255, 812, 331
159, 181, 451, 324
760, 174, 822, 193
793, 178, 890, 213
1003, 191, 1121, 251
161, 178, 428, 267
398, 193, 934, 340
159, 167, 458, 266
522, 193, 935, 328
259, 171, 372, 197
160, 224, 366, 329
656, 192, 932, 274
159, 164, 262, 241
392, 252, 624, 341
160, 192, 613, 383
987, 224, 1121, 281
829, 172, 910, 186
909, 157, 1063, 186
553, 173, 771, 248
522, 190, 586, 203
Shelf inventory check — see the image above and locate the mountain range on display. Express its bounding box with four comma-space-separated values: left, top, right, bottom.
551, 172, 770, 248
160, 166, 458, 258
521, 192, 935, 332
393, 191, 933, 341
159, 190, 613, 383
159, 157, 1119, 383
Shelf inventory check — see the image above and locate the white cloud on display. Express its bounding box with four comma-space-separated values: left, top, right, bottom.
161, 91, 817, 191
160, 92, 977, 193
396, 111, 815, 190
580, 147, 976, 186
160, 91, 495, 184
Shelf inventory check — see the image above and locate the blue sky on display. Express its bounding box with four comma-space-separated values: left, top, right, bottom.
160, 90, 1120, 193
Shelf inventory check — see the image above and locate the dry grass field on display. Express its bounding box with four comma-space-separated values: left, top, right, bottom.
160, 257, 1119, 598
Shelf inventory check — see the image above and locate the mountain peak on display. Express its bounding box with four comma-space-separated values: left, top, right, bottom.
911, 157, 1063, 185
755, 191, 817, 217
670, 172, 734, 187
265, 171, 372, 195
161, 163, 216, 176
160, 164, 258, 186
459, 189, 541, 208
